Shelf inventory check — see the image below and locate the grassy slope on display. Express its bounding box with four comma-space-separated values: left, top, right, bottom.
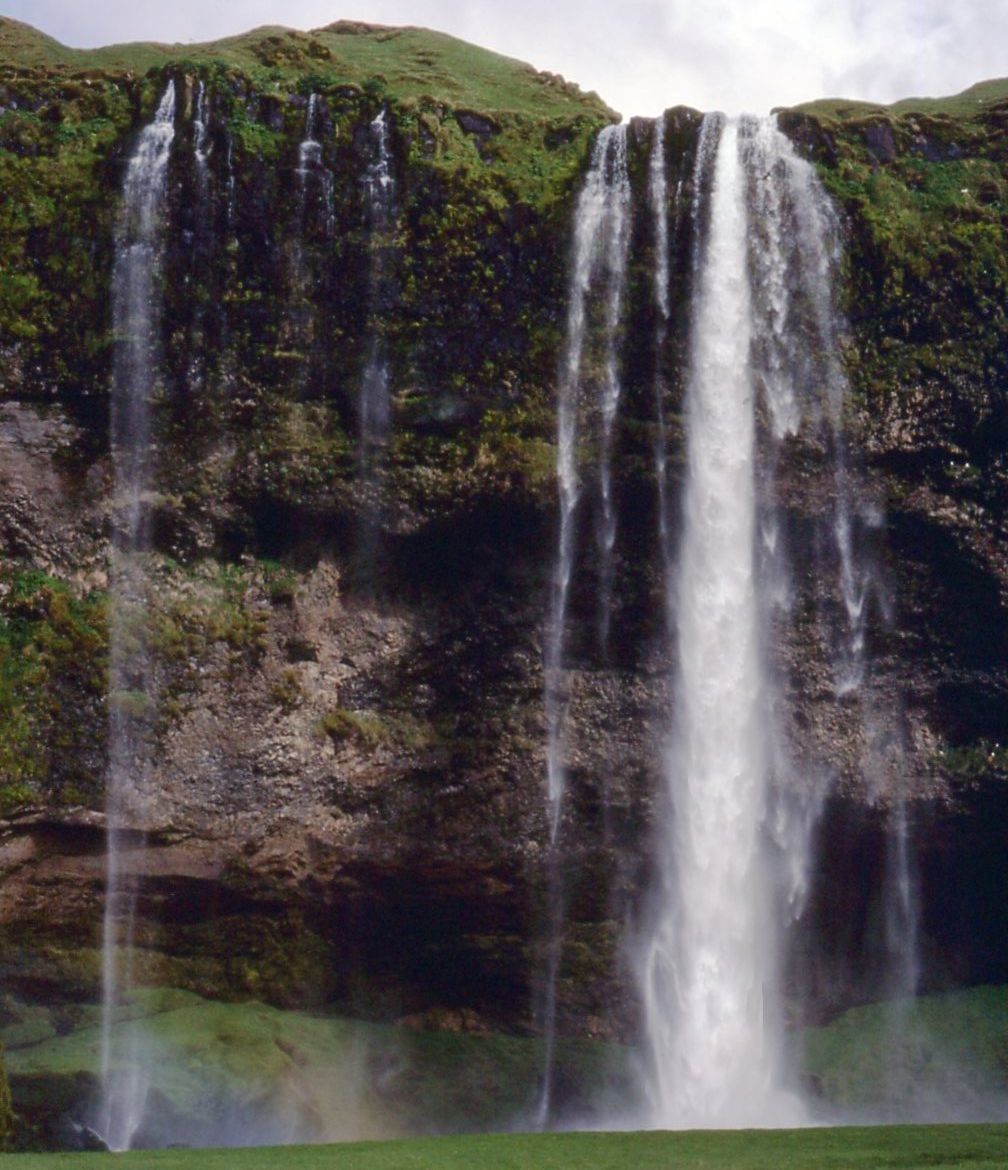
794, 77, 1008, 120
3, 988, 632, 1141
2, 1126, 1008, 1169
0, 16, 614, 123
801, 986, 1008, 1117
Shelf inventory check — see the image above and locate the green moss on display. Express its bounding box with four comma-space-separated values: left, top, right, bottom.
0, 566, 107, 809
269, 668, 303, 712
0, 1044, 12, 1150
937, 738, 1008, 778
319, 707, 374, 745
801, 985, 1008, 1113
4, 987, 630, 1143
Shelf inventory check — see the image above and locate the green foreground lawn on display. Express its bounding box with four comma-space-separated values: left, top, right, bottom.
2, 1126, 1008, 1170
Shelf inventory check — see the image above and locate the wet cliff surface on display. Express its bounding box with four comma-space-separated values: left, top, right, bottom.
0, 15, 1007, 1144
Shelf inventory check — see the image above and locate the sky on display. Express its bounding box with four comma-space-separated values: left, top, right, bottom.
5, 0, 1008, 117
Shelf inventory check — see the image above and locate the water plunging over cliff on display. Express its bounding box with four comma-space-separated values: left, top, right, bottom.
538, 122, 630, 1126
297, 93, 334, 236
360, 107, 395, 451
357, 107, 397, 570
99, 80, 176, 1152
637, 113, 872, 1128
544, 122, 630, 840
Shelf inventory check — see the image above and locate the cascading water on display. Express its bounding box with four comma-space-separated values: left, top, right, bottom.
593, 127, 632, 653
360, 107, 395, 450
357, 106, 397, 571
99, 80, 176, 1152
638, 112, 871, 1128
297, 93, 334, 236
538, 122, 630, 1127
640, 114, 789, 1127
193, 80, 209, 195
544, 122, 630, 838
288, 94, 332, 370
740, 119, 921, 1042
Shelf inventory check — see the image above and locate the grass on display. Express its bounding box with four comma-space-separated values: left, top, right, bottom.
2, 1126, 1008, 1169
795, 77, 1008, 120
0, 16, 614, 123
801, 986, 1008, 1118
3, 988, 632, 1144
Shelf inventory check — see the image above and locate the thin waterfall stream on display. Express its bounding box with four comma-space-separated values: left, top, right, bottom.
538, 122, 630, 1127
99, 80, 176, 1152
358, 106, 397, 575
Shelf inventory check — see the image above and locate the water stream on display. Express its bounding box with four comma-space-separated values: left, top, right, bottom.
357, 107, 397, 575
638, 113, 870, 1128
98, 80, 177, 1152
538, 122, 630, 1126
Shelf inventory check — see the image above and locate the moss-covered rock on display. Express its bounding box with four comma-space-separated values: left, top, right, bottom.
2, 13, 1008, 1147
0, 1042, 13, 1149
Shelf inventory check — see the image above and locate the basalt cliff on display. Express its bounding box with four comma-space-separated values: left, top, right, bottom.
0, 15, 1006, 1148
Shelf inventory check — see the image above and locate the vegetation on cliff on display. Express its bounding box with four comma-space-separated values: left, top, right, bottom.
793, 81, 1008, 505
0, 1044, 11, 1149
2, 14, 1008, 1150
0, 568, 106, 811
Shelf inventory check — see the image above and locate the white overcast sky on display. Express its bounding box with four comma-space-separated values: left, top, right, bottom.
5, 0, 1008, 117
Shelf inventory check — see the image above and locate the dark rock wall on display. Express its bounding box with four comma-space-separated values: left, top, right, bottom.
0, 50, 1006, 1068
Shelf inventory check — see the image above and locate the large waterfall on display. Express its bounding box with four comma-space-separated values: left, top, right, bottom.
99, 80, 177, 1152
640, 114, 791, 1127
636, 112, 873, 1128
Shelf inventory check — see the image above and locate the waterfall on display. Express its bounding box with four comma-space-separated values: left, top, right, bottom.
357, 106, 396, 572
99, 79, 176, 1152
537, 122, 630, 1127
641, 114, 785, 1127
193, 80, 209, 195
593, 127, 631, 653
360, 107, 395, 451
544, 122, 630, 838
638, 112, 868, 1128
649, 115, 677, 627
297, 93, 335, 236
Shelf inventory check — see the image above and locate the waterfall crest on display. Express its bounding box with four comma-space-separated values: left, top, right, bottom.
99, 79, 177, 1153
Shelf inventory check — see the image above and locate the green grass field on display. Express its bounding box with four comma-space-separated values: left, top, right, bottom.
2, 1126, 1008, 1170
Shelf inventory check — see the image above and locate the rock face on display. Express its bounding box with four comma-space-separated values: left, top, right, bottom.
1, 15, 1007, 1142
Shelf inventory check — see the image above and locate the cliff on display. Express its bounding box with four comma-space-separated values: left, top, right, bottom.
0, 15, 1006, 1145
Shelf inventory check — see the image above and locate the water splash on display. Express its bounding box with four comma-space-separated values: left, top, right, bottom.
99, 79, 176, 1152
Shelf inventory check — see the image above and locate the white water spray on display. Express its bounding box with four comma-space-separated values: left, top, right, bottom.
641, 115, 790, 1127
638, 113, 862, 1128
99, 80, 176, 1152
